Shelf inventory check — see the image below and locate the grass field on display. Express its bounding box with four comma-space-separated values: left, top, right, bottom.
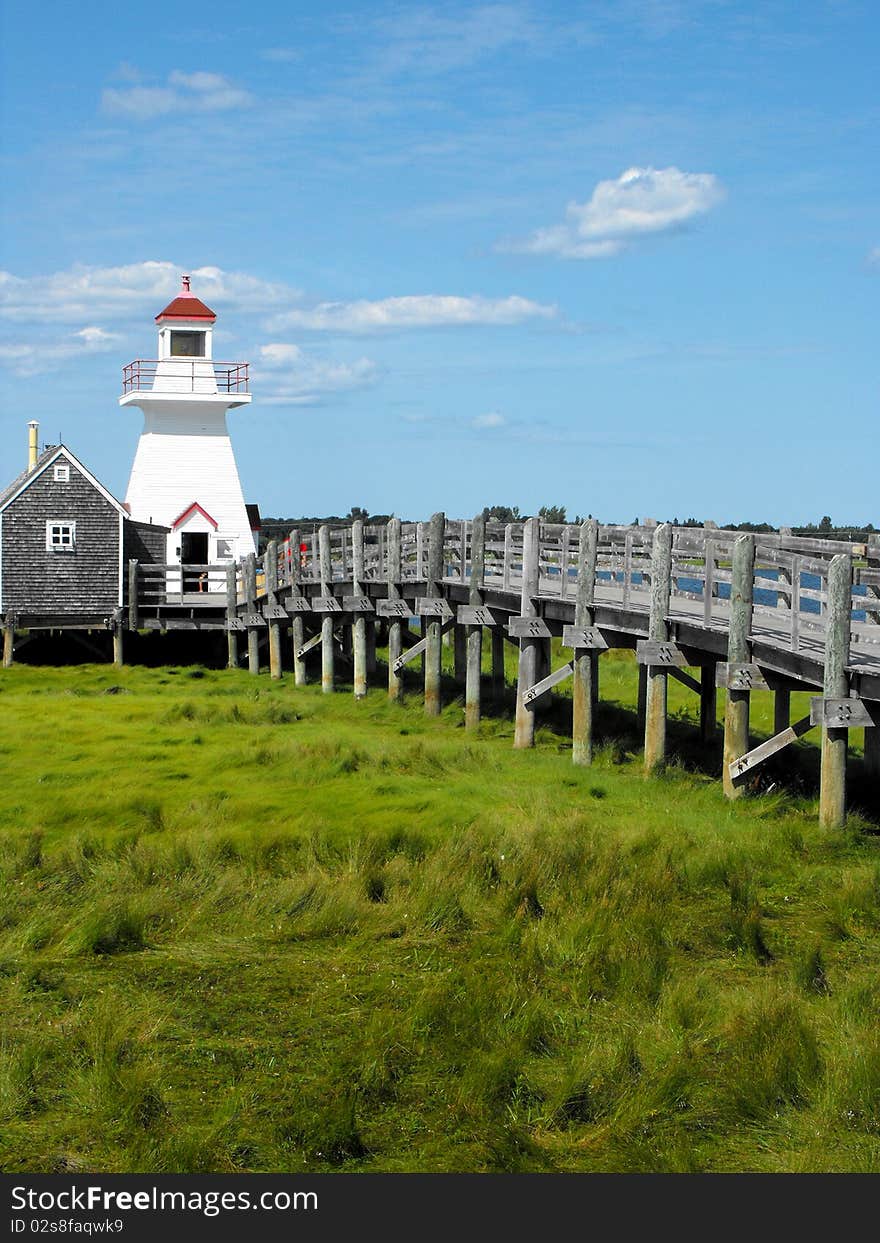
2, 646, 880, 1173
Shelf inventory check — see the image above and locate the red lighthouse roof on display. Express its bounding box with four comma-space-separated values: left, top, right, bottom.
155, 275, 217, 323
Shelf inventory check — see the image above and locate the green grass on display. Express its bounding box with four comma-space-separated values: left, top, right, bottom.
1, 651, 880, 1173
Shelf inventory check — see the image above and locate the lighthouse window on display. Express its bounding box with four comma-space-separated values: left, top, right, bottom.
170, 331, 205, 358
46, 521, 76, 552
53, 464, 70, 483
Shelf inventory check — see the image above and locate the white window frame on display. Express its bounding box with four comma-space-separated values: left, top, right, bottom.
46, 520, 76, 552
53, 463, 70, 483
215, 536, 236, 561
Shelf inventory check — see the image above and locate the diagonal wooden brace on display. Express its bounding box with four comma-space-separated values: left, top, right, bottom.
392, 620, 454, 673
522, 661, 574, 707
728, 713, 816, 782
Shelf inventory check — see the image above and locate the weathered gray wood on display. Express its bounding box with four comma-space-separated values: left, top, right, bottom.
722, 534, 755, 798
524, 661, 573, 705
508, 616, 551, 639
465, 512, 486, 730
295, 631, 323, 659
245, 553, 260, 675
563, 624, 608, 651
514, 517, 540, 748
716, 662, 770, 692
644, 523, 673, 773
314, 597, 343, 612
352, 520, 367, 700
458, 604, 501, 626
265, 540, 283, 680
572, 518, 599, 765
226, 563, 239, 673
820, 554, 852, 828
319, 525, 334, 694
811, 697, 877, 729
424, 512, 445, 716
636, 640, 689, 668
112, 611, 124, 667
378, 597, 413, 619
417, 597, 454, 618
729, 713, 815, 781
262, 605, 288, 620
700, 664, 717, 746
343, 596, 374, 613
637, 664, 647, 731
288, 528, 308, 685
393, 620, 454, 672
128, 560, 139, 633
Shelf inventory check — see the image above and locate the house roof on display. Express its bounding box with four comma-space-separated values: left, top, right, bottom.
0, 445, 130, 518
246, 503, 261, 531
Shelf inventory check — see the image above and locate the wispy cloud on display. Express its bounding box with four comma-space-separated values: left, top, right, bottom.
0, 262, 298, 323
102, 70, 252, 120
471, 411, 506, 429
256, 343, 379, 405
868, 247, 880, 267
260, 47, 302, 63
0, 327, 121, 377
269, 294, 556, 333
501, 165, 724, 259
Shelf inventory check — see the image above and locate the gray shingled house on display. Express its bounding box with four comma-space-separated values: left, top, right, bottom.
0, 444, 166, 627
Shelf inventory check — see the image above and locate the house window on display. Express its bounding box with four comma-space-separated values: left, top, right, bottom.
46, 521, 76, 552
216, 538, 235, 560
170, 331, 205, 358
54, 463, 70, 483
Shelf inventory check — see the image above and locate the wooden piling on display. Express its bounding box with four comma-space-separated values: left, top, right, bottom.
289, 527, 307, 685
465, 512, 486, 730
2, 617, 14, 668
637, 664, 647, 731
722, 534, 756, 798
700, 665, 717, 747
113, 614, 124, 667
424, 511, 445, 716
819, 553, 852, 828
265, 539, 283, 680
514, 517, 540, 749
319, 524, 334, 694
245, 553, 260, 675
387, 518, 404, 702
128, 560, 139, 634
572, 518, 599, 765
352, 519, 367, 699
644, 523, 673, 774
225, 564, 239, 669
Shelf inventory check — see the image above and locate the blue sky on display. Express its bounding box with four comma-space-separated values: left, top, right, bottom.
0, 0, 876, 525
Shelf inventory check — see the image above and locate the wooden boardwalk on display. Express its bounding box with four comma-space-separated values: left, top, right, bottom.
7, 515, 880, 825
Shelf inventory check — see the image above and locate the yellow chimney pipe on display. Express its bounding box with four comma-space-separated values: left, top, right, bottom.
27, 421, 39, 472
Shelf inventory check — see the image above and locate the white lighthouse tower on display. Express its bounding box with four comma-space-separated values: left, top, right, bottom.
119, 277, 255, 587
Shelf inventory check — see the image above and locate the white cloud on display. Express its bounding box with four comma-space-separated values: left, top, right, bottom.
0, 326, 122, 377
0, 261, 298, 323
502, 166, 724, 259
471, 411, 506, 429
260, 47, 301, 63
256, 343, 379, 405
102, 70, 252, 120
269, 294, 556, 333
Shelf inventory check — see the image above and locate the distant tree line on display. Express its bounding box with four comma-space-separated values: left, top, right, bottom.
259, 506, 877, 552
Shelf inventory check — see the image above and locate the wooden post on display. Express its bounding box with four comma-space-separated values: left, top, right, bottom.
492, 627, 505, 701
226, 564, 239, 669
128, 560, 139, 633
819, 553, 852, 829
774, 689, 791, 738
424, 511, 445, 716
465, 512, 486, 730
864, 727, 880, 780
514, 517, 540, 749
113, 613, 124, 667
644, 523, 673, 774
289, 527, 307, 685
572, 518, 599, 765
700, 665, 717, 747
319, 524, 334, 694
245, 553, 260, 675
2, 616, 14, 668
265, 540, 283, 680
637, 665, 648, 731
352, 519, 367, 700
722, 534, 756, 798
387, 517, 404, 702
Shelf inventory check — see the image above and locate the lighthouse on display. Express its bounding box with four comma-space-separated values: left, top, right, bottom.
119, 277, 255, 587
